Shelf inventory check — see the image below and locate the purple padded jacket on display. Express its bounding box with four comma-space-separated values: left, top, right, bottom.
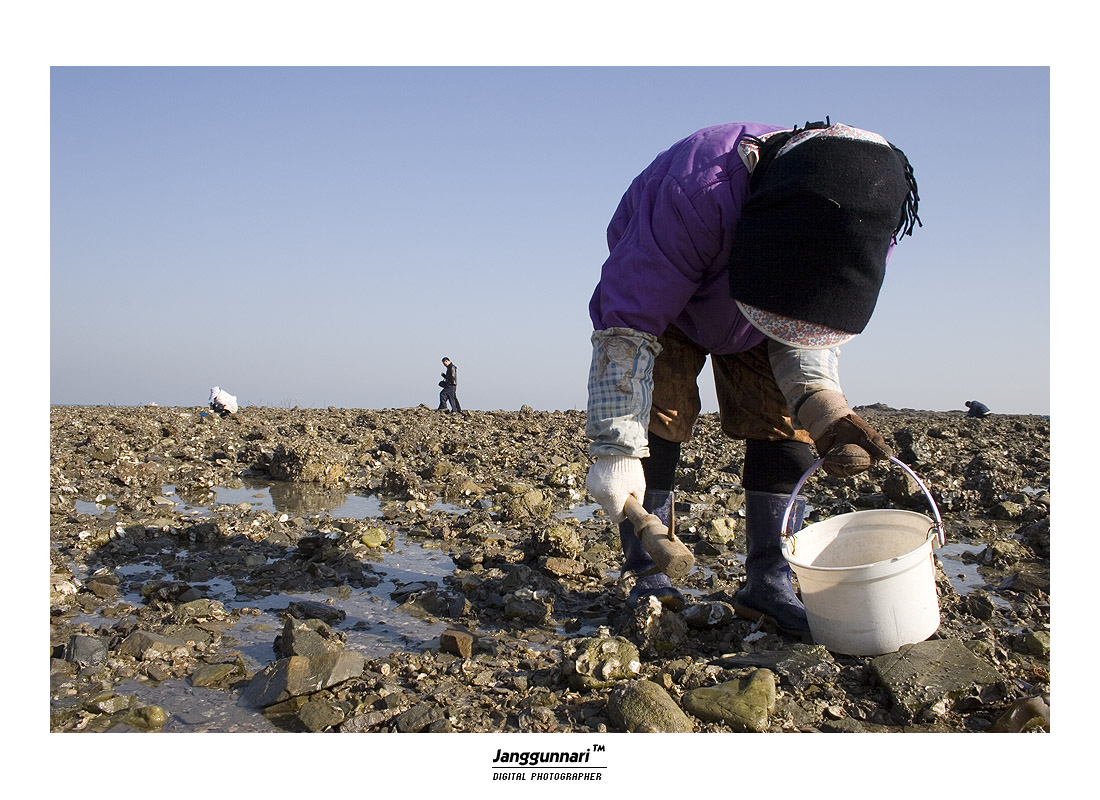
588, 122, 788, 354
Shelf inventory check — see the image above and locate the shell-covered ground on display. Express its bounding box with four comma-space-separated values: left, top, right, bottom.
49, 404, 1050, 733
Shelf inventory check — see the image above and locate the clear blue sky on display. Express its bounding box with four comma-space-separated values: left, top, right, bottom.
48, 66, 1049, 414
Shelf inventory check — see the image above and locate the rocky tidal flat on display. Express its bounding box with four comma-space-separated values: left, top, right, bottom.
49, 404, 1050, 733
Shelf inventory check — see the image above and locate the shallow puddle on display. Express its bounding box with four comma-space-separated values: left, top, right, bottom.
935, 542, 1015, 614
936, 543, 988, 594
63, 481, 608, 731
75, 498, 115, 515
63, 481, 1013, 730
68, 541, 456, 728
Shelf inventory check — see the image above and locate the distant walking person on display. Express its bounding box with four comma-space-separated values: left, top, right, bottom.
965, 400, 992, 418
437, 357, 462, 413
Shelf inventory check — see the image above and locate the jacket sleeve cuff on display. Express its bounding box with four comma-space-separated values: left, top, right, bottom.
585, 327, 661, 458
767, 339, 844, 416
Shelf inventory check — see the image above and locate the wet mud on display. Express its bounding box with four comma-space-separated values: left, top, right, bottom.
50, 404, 1050, 733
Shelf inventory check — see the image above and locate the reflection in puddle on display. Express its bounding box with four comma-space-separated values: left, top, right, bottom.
79, 480, 600, 524
65, 482, 469, 731
77, 540, 458, 661
937, 543, 988, 595
178, 480, 481, 521
62, 482, 775, 730
935, 543, 1013, 610
108, 679, 281, 733
557, 502, 601, 522
204, 479, 385, 518
64, 473, 1028, 731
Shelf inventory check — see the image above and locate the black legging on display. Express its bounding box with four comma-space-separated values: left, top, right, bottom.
742, 438, 815, 495
643, 434, 814, 496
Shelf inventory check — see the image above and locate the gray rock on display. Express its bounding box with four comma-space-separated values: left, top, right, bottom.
172, 598, 228, 623
241, 650, 366, 708
607, 680, 695, 732
980, 539, 1032, 566
50, 697, 85, 728
1022, 630, 1051, 656
871, 639, 1006, 716
51, 657, 76, 683
503, 588, 553, 624
399, 589, 469, 620
499, 563, 560, 595
340, 708, 398, 732
286, 600, 347, 625
168, 625, 215, 646
390, 581, 438, 603
176, 587, 205, 603
298, 697, 348, 731
65, 634, 107, 666
275, 618, 344, 658
713, 644, 839, 691
819, 716, 895, 733
84, 692, 136, 715
966, 591, 998, 621
988, 696, 1050, 732
1018, 518, 1049, 558
117, 630, 189, 660
989, 501, 1023, 521
998, 566, 1050, 595
85, 576, 120, 600
682, 669, 778, 732
962, 452, 1023, 507
882, 468, 924, 507
181, 519, 222, 543
394, 702, 447, 732
189, 662, 241, 688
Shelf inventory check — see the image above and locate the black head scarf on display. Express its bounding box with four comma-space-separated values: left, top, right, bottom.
728, 121, 920, 335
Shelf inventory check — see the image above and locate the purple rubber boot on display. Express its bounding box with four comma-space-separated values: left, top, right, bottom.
732, 491, 811, 637
619, 489, 685, 612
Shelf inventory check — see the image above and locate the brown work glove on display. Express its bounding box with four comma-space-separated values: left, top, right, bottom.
798, 390, 894, 477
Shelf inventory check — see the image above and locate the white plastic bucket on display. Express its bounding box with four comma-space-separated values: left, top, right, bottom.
780, 457, 946, 656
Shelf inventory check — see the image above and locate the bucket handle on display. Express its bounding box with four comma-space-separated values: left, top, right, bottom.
781, 456, 946, 551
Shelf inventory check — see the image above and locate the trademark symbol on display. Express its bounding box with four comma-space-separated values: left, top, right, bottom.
592, 744, 605, 752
